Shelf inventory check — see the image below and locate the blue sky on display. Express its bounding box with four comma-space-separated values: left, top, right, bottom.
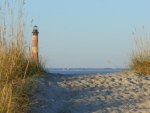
25, 0, 150, 68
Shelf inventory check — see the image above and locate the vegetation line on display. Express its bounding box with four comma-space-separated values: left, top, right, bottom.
0, 0, 44, 113
130, 31, 150, 75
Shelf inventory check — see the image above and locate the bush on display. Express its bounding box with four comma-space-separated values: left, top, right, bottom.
0, 0, 44, 113
130, 33, 150, 75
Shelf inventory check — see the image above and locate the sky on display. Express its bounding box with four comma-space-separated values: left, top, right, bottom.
25, 0, 150, 68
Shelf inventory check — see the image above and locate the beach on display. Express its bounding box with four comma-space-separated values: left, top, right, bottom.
29, 71, 150, 113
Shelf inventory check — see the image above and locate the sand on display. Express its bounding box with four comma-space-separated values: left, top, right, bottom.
28, 71, 150, 113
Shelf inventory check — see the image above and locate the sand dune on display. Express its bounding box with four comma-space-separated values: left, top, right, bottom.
29, 72, 150, 113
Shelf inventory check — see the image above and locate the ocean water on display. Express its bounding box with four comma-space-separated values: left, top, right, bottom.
46, 69, 122, 75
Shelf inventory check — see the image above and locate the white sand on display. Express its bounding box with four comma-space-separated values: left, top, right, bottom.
29, 72, 150, 113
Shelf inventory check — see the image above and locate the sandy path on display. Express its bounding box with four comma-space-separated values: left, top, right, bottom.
29, 72, 150, 113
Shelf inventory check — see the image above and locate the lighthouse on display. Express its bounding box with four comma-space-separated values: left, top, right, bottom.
32, 25, 39, 64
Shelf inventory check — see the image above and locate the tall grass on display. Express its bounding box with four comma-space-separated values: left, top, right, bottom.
130, 31, 150, 75
0, 0, 44, 113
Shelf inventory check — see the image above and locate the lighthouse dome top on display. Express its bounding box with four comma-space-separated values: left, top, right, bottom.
32, 25, 39, 34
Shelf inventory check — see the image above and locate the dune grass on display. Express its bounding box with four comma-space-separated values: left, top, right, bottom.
130, 32, 150, 75
0, 0, 44, 113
